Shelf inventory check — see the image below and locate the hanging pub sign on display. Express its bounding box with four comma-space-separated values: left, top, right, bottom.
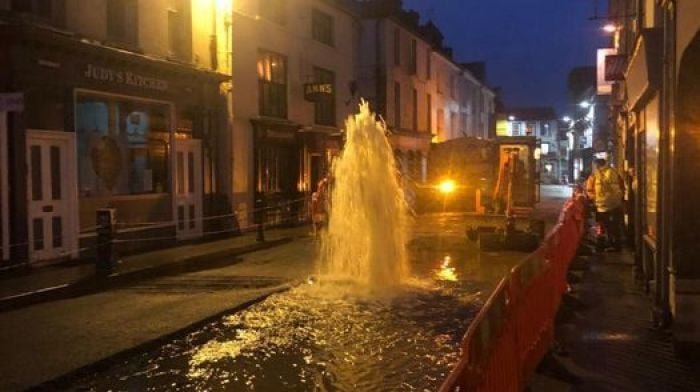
304, 83, 334, 102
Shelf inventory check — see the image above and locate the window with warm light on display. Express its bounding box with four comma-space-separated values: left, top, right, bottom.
258, 50, 288, 118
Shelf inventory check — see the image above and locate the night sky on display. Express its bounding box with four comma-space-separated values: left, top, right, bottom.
403, 0, 609, 116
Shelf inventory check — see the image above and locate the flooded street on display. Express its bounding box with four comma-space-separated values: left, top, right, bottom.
69, 213, 528, 392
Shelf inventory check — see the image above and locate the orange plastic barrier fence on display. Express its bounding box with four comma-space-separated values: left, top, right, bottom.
439, 191, 586, 392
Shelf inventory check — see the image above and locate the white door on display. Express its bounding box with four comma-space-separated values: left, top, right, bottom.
175, 139, 203, 240
26, 130, 78, 262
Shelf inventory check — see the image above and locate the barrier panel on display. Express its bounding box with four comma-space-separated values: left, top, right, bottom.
439, 191, 586, 392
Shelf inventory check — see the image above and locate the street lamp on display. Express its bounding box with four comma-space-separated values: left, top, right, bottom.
579, 101, 592, 109
562, 116, 572, 123
603, 23, 619, 33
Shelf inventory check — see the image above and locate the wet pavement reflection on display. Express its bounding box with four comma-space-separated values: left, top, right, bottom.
69, 213, 528, 392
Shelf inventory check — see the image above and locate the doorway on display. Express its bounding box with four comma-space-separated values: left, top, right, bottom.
175, 139, 203, 240
26, 130, 78, 262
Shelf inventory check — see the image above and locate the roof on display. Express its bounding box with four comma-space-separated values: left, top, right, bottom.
505, 107, 557, 121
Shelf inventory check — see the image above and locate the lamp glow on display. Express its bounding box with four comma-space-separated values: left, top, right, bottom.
438, 180, 456, 195
603, 24, 618, 33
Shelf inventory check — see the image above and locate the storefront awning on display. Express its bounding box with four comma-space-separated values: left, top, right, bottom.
625, 28, 663, 110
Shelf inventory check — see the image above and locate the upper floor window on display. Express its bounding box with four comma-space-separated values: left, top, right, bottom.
11, 0, 52, 19
313, 67, 336, 126
107, 0, 138, 46
426, 48, 432, 80
168, 8, 188, 60
394, 28, 401, 66
409, 39, 417, 75
260, 0, 286, 25
258, 50, 288, 118
394, 81, 401, 129
312, 9, 334, 46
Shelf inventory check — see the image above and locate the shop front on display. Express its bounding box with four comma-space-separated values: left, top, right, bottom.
2, 24, 227, 264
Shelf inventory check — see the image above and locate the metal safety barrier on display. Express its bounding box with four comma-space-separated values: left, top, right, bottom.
440, 190, 586, 392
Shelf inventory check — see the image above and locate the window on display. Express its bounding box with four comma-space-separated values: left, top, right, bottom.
312, 9, 334, 46
394, 82, 401, 129
525, 122, 536, 136
426, 49, 432, 80
11, 0, 52, 18
168, 9, 186, 59
541, 123, 550, 137
394, 28, 401, 66
313, 67, 336, 126
409, 39, 417, 75
511, 122, 522, 136
260, 0, 286, 25
412, 88, 418, 131
426, 93, 432, 133
107, 0, 138, 45
258, 50, 287, 118
437, 108, 445, 139
76, 93, 171, 196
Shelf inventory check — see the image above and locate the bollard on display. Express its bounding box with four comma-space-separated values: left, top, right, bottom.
96, 208, 116, 275
255, 198, 265, 242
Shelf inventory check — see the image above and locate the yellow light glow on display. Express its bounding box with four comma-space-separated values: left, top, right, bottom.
438, 179, 456, 194
435, 256, 458, 282
603, 24, 618, 33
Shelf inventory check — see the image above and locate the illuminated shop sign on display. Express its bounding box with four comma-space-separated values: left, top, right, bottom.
303, 83, 333, 102
83, 64, 169, 92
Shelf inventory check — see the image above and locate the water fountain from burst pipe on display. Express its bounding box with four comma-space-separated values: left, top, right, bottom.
320, 101, 411, 287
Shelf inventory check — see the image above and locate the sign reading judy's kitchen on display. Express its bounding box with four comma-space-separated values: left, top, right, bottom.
83, 64, 169, 92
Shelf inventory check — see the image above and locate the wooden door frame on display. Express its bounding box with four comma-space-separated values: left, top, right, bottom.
26, 129, 79, 262
174, 138, 203, 240
0, 112, 8, 261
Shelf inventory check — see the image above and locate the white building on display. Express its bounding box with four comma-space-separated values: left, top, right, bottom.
357, 1, 496, 185
231, 0, 361, 227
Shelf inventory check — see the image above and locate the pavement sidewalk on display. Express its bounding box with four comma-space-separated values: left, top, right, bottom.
0, 226, 309, 311
531, 247, 700, 391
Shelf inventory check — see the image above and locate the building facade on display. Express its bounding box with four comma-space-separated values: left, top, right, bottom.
502, 107, 562, 184
604, 0, 700, 352
357, 0, 496, 188
0, 0, 232, 264
231, 0, 361, 227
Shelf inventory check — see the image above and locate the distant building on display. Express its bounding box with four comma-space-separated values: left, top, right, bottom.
502, 107, 563, 184
0, 0, 232, 264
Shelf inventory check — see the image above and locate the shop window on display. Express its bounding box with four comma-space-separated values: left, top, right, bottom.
258, 50, 287, 118
107, 0, 138, 46
312, 9, 334, 46
259, 0, 286, 25
76, 93, 171, 197
313, 67, 336, 126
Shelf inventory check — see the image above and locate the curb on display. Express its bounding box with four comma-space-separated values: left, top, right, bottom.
27, 284, 293, 391
0, 238, 293, 313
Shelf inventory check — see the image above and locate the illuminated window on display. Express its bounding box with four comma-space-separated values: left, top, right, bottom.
258, 50, 287, 118
312, 9, 334, 46
75, 93, 171, 196
313, 67, 335, 126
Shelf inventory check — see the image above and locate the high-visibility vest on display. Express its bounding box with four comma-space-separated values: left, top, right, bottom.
591, 166, 623, 212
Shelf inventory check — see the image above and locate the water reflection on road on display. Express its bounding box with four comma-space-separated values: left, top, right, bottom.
70, 213, 527, 392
